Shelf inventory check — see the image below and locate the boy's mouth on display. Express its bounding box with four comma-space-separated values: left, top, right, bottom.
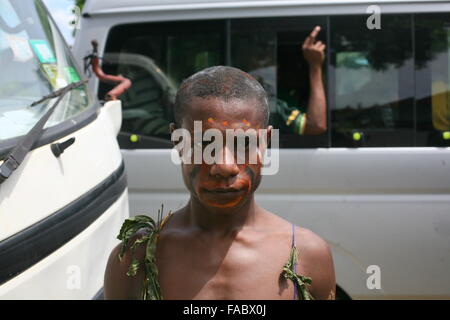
204, 187, 242, 194
201, 187, 246, 208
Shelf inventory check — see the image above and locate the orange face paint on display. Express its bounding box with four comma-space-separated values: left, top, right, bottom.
222, 121, 229, 126
208, 117, 215, 123
242, 119, 250, 126
204, 196, 244, 208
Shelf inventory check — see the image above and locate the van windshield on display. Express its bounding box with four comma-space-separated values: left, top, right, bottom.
0, 0, 89, 141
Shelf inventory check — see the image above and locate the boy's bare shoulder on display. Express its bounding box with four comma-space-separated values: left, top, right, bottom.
296, 226, 330, 257
261, 208, 330, 255
262, 208, 336, 300
294, 226, 336, 300
104, 229, 149, 300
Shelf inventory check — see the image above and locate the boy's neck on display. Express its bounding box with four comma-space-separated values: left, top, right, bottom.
185, 195, 260, 236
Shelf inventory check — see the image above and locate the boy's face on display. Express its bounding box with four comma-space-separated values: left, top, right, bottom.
176, 96, 270, 212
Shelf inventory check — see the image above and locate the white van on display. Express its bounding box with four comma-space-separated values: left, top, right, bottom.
0, 0, 129, 299
73, 0, 450, 299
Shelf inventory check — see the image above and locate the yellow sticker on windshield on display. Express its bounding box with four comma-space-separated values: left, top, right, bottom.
41, 64, 69, 89
41, 64, 59, 88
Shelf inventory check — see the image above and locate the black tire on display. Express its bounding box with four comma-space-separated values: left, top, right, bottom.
336, 285, 352, 300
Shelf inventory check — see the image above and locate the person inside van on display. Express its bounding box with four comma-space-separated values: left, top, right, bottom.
256, 26, 327, 136
104, 66, 336, 300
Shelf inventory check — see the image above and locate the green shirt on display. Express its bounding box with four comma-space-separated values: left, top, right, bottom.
270, 98, 307, 135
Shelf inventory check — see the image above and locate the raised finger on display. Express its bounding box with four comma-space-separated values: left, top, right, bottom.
309, 25, 321, 40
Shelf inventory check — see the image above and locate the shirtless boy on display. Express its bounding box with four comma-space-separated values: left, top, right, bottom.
104, 66, 335, 300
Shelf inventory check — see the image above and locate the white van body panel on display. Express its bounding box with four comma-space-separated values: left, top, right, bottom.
0, 0, 130, 300
0, 190, 128, 299
0, 101, 123, 241
122, 148, 450, 299
73, 0, 450, 299
0, 101, 129, 299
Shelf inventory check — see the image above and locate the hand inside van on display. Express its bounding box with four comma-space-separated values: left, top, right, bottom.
269, 26, 327, 136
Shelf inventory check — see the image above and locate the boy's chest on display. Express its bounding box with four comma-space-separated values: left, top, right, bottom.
155, 235, 297, 300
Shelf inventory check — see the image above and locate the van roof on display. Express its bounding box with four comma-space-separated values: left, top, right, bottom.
83, 0, 449, 16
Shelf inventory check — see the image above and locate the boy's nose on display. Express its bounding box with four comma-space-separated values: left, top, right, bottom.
209, 146, 239, 178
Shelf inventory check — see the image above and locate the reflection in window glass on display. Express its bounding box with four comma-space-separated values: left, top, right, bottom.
167, 33, 221, 86
102, 21, 224, 145
231, 31, 277, 110
331, 15, 414, 147
335, 51, 400, 129
111, 54, 176, 138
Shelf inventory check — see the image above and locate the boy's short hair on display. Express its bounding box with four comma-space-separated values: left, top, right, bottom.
174, 66, 270, 127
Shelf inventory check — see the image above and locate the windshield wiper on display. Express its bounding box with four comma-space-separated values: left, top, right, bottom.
0, 79, 88, 185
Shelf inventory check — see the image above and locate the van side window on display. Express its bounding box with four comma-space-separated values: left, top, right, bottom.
101, 21, 225, 148
330, 14, 415, 147
415, 13, 450, 147
102, 18, 330, 149
102, 14, 450, 149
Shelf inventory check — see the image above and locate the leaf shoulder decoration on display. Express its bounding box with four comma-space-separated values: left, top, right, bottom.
117, 204, 172, 300
282, 245, 315, 300
117, 205, 313, 300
